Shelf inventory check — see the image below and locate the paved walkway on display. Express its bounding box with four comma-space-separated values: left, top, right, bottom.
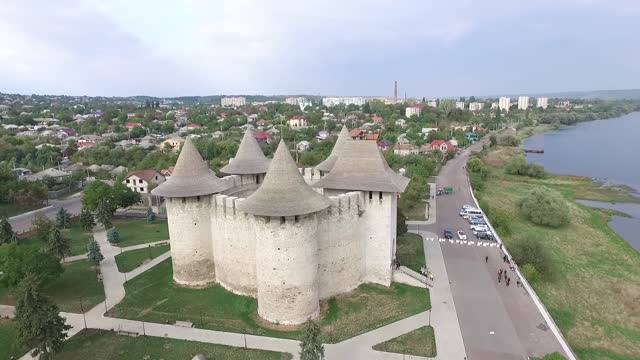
412, 230, 467, 360
63, 240, 170, 264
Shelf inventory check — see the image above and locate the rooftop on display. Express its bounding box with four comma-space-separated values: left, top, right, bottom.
220, 129, 271, 175
315, 125, 350, 173
151, 138, 231, 197
313, 140, 410, 193
238, 140, 332, 217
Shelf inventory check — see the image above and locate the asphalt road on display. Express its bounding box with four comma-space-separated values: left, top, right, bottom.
8, 195, 83, 233
410, 139, 565, 359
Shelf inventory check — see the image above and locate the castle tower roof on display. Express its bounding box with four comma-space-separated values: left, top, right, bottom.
313, 140, 410, 193
238, 140, 332, 217
151, 138, 231, 197
220, 129, 271, 175
315, 125, 350, 173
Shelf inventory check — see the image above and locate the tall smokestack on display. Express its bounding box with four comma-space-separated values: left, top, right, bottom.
394, 81, 398, 103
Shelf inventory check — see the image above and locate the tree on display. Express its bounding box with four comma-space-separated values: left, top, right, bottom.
47, 227, 71, 260
299, 320, 324, 360
106, 227, 120, 244
498, 135, 521, 147
396, 207, 407, 237
95, 199, 112, 228
518, 187, 570, 228
31, 213, 54, 243
55, 208, 71, 229
0, 244, 63, 288
82, 181, 140, 213
511, 233, 555, 278
0, 217, 18, 244
15, 273, 71, 359
489, 134, 497, 147
86, 240, 104, 265
146, 207, 156, 223
80, 208, 95, 231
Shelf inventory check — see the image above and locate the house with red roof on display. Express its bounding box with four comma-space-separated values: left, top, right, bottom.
186, 123, 202, 130
364, 133, 380, 141
377, 140, 393, 151
76, 139, 99, 150
123, 169, 166, 194
254, 131, 273, 144
350, 128, 364, 139
256, 119, 269, 126
125, 121, 142, 130
428, 140, 458, 153
372, 114, 383, 123
160, 166, 176, 177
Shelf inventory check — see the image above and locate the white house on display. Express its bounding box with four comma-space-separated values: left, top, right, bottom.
123, 169, 166, 194
288, 116, 308, 128
297, 141, 311, 152
395, 119, 407, 128
393, 143, 420, 156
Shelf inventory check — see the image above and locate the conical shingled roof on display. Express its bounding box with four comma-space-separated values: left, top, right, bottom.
313, 140, 410, 193
315, 125, 351, 173
151, 138, 231, 197
237, 140, 332, 217
220, 129, 271, 175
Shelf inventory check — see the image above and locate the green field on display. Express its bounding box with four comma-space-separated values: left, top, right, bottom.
372, 326, 436, 357
0, 203, 44, 218
477, 146, 640, 360
0, 319, 30, 360
111, 259, 429, 343
115, 244, 170, 273
402, 200, 427, 220
19, 220, 93, 256
0, 259, 105, 313
112, 218, 169, 246
52, 329, 292, 360
396, 233, 425, 273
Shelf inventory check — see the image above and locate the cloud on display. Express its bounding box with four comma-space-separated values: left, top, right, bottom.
0, 0, 638, 96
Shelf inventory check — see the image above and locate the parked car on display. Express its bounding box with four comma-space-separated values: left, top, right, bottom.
457, 230, 467, 240
469, 219, 486, 225
476, 231, 494, 240
444, 230, 454, 239
462, 204, 473, 209
471, 225, 489, 233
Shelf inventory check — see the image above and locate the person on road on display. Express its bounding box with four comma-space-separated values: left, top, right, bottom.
516, 279, 521, 288
485, 255, 488, 263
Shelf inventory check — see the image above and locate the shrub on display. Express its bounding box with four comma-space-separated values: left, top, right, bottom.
518, 187, 570, 228
487, 207, 512, 236
396, 207, 407, 237
510, 233, 554, 278
106, 227, 120, 244
489, 135, 497, 147
521, 263, 542, 284
498, 135, 521, 147
505, 155, 545, 178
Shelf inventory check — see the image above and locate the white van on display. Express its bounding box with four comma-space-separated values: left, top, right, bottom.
463, 208, 483, 216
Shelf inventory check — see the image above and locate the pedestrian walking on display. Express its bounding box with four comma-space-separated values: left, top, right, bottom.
485, 255, 488, 263
498, 274, 501, 283
507, 278, 511, 287
429, 273, 434, 282
503, 255, 507, 262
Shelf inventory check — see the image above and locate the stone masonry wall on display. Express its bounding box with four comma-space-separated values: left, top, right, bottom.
212, 195, 257, 296
316, 191, 363, 298
166, 196, 215, 286
252, 214, 320, 325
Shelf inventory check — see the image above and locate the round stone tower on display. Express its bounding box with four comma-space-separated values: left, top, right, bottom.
220, 128, 271, 187
151, 138, 231, 286
238, 140, 332, 325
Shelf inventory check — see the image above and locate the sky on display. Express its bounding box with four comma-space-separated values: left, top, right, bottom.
1, 0, 639, 98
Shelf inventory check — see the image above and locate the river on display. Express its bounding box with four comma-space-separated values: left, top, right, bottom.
522, 111, 640, 252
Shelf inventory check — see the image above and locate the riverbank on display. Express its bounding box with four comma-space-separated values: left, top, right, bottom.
474, 146, 640, 360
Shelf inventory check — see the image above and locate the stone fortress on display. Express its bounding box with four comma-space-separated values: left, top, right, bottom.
152, 126, 409, 325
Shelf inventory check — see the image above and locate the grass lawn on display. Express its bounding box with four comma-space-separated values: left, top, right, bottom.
115, 244, 170, 273
0, 319, 30, 360
402, 201, 426, 220
372, 326, 436, 357
111, 258, 430, 343
53, 329, 292, 360
0, 202, 44, 218
477, 146, 640, 360
396, 233, 425, 273
112, 218, 169, 247
0, 259, 105, 313
20, 220, 93, 256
